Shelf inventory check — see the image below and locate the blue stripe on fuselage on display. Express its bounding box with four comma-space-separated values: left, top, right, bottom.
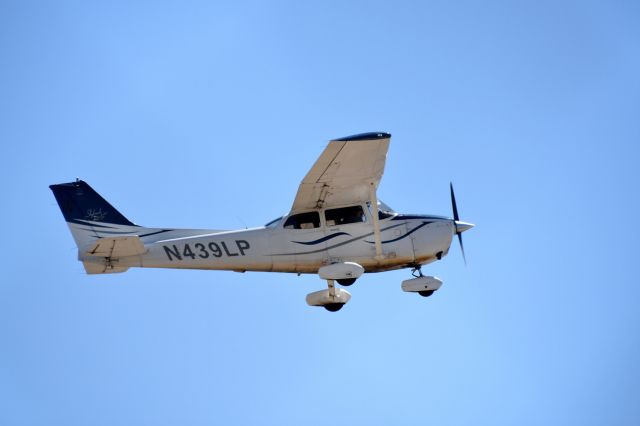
292, 232, 351, 245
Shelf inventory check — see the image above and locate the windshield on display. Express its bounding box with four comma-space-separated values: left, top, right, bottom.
378, 200, 396, 214
366, 200, 397, 220
265, 216, 283, 228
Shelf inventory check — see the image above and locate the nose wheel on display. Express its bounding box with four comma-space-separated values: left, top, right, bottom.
403, 265, 442, 297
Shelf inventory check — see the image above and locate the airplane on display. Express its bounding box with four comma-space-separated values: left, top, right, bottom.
50, 132, 474, 312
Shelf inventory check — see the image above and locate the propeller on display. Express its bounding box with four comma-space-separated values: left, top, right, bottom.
450, 182, 474, 264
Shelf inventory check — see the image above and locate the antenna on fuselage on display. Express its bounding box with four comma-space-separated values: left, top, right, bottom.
236, 216, 248, 230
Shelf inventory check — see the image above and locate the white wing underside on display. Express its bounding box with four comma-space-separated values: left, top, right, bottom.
290, 134, 391, 213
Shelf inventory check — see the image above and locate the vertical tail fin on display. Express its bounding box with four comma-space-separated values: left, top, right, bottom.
49, 179, 135, 226
49, 179, 139, 251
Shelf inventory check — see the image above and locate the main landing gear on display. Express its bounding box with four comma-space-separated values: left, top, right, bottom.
401, 265, 443, 298
306, 279, 351, 312
306, 262, 364, 312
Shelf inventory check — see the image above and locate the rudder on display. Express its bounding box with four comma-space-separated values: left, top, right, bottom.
50, 179, 139, 251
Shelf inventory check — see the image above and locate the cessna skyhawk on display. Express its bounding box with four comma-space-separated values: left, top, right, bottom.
50, 132, 474, 312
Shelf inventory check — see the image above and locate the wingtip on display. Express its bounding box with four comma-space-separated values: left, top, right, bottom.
333, 132, 391, 142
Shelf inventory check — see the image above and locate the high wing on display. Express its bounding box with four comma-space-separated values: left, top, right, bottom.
290, 132, 391, 213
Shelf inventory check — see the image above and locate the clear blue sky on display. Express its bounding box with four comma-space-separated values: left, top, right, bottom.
1, 1, 639, 425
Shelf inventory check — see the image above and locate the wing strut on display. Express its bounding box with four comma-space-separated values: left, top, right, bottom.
369, 182, 384, 261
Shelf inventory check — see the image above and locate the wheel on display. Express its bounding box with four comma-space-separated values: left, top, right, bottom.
337, 278, 356, 286
324, 303, 345, 312
418, 290, 435, 297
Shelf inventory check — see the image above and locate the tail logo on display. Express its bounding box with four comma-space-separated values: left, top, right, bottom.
85, 208, 108, 222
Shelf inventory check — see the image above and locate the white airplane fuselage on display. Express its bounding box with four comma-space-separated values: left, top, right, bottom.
83, 207, 455, 275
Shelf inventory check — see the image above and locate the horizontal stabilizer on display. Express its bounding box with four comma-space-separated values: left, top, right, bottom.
84, 236, 146, 258
82, 261, 129, 275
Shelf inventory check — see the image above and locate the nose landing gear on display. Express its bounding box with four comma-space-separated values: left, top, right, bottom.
402, 265, 442, 297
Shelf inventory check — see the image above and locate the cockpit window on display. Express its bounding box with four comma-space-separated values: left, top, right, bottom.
378, 200, 396, 213
325, 205, 366, 226
283, 211, 321, 229
265, 216, 283, 228
367, 200, 396, 220
378, 210, 394, 220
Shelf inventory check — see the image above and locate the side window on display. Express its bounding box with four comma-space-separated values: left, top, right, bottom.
325, 206, 366, 226
283, 211, 321, 229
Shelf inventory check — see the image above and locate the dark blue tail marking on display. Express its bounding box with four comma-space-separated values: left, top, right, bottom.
49, 180, 136, 226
